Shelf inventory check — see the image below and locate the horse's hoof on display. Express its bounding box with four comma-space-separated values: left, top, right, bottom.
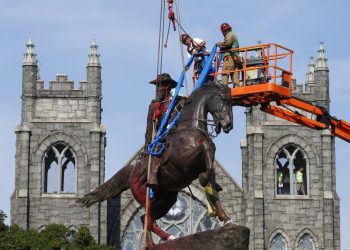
167, 235, 176, 241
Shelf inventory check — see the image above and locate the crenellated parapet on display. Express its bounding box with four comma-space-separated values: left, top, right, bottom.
35, 75, 92, 97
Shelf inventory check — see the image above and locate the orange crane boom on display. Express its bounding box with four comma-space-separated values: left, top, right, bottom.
260, 97, 350, 143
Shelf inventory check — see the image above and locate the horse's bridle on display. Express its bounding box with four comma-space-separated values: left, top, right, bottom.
178, 118, 220, 138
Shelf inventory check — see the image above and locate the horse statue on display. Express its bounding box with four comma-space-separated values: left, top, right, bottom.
77, 83, 234, 246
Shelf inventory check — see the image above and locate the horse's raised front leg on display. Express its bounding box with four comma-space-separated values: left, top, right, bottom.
198, 140, 216, 187
198, 143, 232, 224
205, 175, 231, 223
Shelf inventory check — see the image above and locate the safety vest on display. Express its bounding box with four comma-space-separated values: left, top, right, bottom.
296, 170, 303, 183
224, 31, 239, 58
278, 172, 283, 182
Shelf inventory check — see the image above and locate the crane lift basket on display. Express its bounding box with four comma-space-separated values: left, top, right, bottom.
190, 43, 350, 143
211, 43, 293, 106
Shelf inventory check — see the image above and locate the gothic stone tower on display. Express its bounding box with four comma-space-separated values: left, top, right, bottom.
10, 39, 107, 243
241, 42, 340, 249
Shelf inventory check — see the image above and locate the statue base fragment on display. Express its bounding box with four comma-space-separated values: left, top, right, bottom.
149, 223, 250, 250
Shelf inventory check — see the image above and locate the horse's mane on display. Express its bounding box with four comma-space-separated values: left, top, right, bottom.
186, 83, 231, 103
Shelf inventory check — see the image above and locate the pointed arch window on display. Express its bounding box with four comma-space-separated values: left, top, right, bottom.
271, 233, 288, 250
275, 144, 308, 196
297, 234, 315, 250
66, 230, 76, 241
43, 142, 76, 194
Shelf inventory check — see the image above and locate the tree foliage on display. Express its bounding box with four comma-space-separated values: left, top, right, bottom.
37, 224, 70, 250
0, 211, 113, 250
0, 209, 8, 232
72, 226, 96, 247
0, 224, 38, 250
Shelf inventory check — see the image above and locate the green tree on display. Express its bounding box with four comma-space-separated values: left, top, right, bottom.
0, 222, 113, 250
69, 226, 113, 250
73, 226, 96, 247
37, 224, 70, 250
0, 224, 39, 250
0, 209, 8, 232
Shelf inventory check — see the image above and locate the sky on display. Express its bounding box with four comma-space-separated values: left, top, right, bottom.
0, 0, 349, 248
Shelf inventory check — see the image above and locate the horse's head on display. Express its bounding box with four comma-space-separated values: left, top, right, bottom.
206, 84, 233, 134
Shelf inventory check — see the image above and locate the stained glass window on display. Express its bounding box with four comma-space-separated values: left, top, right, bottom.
121, 192, 220, 249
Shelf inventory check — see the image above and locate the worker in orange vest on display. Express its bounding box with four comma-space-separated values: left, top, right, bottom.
216, 22, 240, 87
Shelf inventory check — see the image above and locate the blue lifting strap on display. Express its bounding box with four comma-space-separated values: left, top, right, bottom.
193, 44, 218, 91
148, 54, 194, 156
148, 45, 218, 156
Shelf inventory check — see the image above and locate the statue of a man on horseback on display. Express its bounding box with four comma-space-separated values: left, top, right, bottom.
144, 73, 178, 186
77, 82, 234, 247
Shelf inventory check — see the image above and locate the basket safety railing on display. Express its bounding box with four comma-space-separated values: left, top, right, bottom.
192, 43, 294, 91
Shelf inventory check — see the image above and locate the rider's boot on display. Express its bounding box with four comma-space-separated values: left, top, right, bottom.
147, 156, 160, 186
147, 156, 161, 199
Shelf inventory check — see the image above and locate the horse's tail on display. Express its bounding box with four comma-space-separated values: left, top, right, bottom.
77, 164, 133, 207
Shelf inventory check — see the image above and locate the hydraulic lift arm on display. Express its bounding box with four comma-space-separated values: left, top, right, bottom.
260, 96, 350, 143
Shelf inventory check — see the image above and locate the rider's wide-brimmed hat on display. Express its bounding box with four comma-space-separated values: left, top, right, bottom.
149, 73, 177, 88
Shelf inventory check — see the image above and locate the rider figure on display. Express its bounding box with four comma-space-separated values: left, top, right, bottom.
145, 73, 177, 186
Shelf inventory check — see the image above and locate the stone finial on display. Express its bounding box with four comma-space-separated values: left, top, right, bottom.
23, 38, 37, 66
88, 39, 101, 66
315, 41, 328, 70
306, 55, 315, 83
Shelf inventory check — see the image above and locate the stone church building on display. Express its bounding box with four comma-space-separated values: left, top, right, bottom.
11, 40, 340, 249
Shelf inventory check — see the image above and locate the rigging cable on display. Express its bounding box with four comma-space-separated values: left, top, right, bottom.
160, 0, 166, 74
156, 0, 166, 76
144, 1, 167, 248
174, 0, 189, 96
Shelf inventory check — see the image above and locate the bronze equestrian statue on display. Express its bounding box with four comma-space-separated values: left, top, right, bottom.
77, 83, 234, 245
